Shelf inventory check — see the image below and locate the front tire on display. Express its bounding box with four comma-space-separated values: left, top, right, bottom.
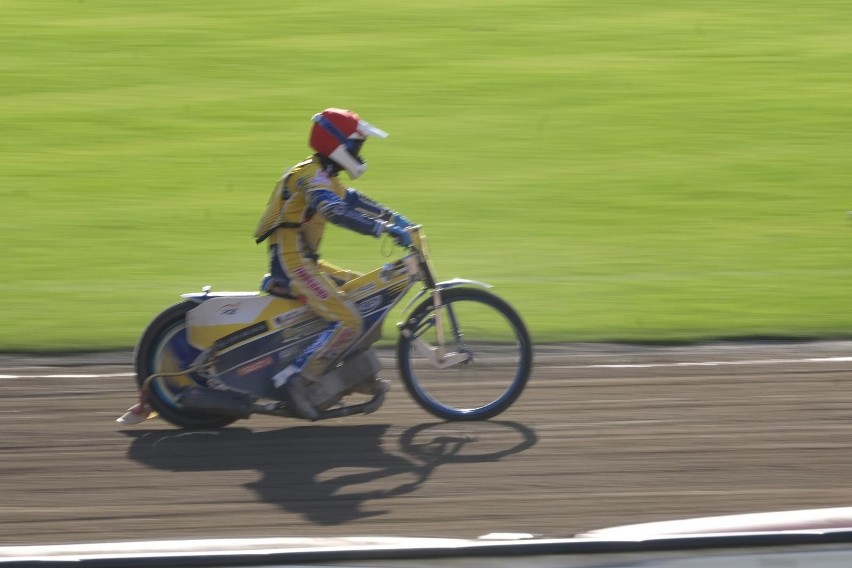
397, 287, 533, 420
134, 301, 238, 429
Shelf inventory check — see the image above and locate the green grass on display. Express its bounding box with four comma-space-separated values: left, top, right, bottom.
2, 0, 852, 350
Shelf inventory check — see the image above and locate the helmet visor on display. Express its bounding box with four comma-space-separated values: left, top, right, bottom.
357, 120, 389, 139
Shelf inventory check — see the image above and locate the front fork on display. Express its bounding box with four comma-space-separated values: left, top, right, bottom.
407, 289, 472, 369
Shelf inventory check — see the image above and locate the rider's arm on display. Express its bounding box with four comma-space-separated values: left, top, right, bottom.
345, 188, 413, 227
344, 188, 390, 220
308, 188, 385, 237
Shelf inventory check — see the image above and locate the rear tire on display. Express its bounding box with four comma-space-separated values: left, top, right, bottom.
134, 301, 238, 429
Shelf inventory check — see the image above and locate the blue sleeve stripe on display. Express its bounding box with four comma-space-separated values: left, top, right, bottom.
310, 189, 381, 236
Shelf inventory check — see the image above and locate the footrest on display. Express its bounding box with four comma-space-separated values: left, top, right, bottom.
314, 392, 387, 420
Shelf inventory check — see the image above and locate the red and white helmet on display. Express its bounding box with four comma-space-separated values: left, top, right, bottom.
309, 108, 389, 179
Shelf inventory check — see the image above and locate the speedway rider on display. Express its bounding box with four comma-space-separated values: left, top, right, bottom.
254, 108, 413, 419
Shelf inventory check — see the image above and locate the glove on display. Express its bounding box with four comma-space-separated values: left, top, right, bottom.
389, 212, 414, 228
385, 222, 412, 248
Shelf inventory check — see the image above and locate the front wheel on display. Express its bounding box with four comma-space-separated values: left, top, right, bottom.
397, 287, 533, 420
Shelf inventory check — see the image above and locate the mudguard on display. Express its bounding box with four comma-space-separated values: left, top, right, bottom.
400, 278, 492, 316
180, 287, 259, 304
180, 293, 306, 351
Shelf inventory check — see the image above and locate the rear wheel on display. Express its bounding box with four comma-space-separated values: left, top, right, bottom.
397, 287, 533, 420
134, 301, 238, 429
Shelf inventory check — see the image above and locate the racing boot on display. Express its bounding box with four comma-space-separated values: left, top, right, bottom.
349, 376, 391, 396
272, 372, 319, 420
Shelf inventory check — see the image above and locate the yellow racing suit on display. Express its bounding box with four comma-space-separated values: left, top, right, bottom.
254, 155, 397, 382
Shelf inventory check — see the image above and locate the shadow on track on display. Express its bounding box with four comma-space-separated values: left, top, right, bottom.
122, 421, 537, 526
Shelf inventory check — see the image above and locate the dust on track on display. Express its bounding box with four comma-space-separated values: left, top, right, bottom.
1, 341, 851, 546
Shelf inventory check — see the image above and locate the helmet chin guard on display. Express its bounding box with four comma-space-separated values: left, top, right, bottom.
309, 108, 389, 179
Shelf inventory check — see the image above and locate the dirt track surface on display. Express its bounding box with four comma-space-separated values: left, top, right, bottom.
2, 341, 852, 546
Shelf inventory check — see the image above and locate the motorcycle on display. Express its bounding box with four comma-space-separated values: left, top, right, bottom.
117, 226, 532, 428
